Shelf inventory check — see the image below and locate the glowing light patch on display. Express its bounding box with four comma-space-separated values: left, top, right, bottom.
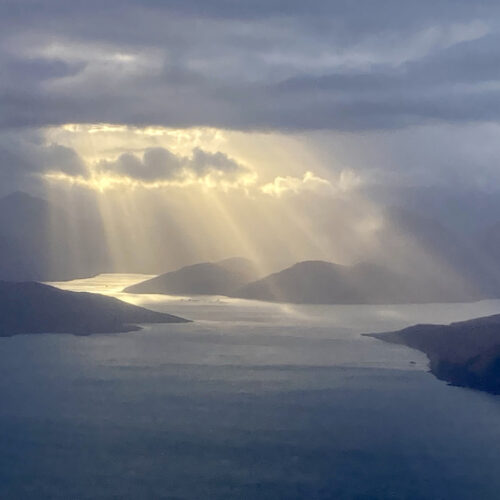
261, 171, 332, 197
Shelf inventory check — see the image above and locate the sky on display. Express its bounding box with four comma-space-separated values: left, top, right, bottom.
1, 0, 500, 271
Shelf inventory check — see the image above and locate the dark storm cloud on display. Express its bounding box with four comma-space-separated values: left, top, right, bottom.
1, 0, 500, 131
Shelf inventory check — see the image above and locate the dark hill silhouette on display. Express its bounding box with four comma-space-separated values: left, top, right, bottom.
0, 281, 189, 336
232, 260, 485, 304
124, 257, 260, 296
365, 314, 500, 394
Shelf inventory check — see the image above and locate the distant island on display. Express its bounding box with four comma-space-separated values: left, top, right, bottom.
0, 281, 189, 337
4, 191, 500, 305
365, 314, 500, 394
126, 258, 489, 305
124, 257, 261, 296
231, 260, 485, 304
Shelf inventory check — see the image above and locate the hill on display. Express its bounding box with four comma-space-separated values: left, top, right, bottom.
365, 314, 500, 394
0, 281, 189, 336
124, 257, 260, 296
232, 260, 484, 304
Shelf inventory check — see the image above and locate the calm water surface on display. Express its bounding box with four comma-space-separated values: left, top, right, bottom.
1, 274, 500, 499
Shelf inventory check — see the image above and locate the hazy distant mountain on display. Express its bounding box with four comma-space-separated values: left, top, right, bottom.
0, 192, 108, 281
232, 260, 484, 304
124, 257, 261, 295
366, 314, 500, 394
0, 192, 53, 280
378, 207, 500, 297
369, 185, 500, 237
481, 221, 500, 266
0, 281, 188, 336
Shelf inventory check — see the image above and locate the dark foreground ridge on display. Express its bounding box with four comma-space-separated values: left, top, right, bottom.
0, 281, 190, 337
365, 314, 500, 394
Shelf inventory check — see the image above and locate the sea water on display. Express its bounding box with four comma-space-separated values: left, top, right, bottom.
1, 274, 500, 499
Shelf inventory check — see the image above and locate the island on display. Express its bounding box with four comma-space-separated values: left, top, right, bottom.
231, 260, 482, 304
0, 281, 190, 337
124, 257, 260, 296
365, 314, 500, 394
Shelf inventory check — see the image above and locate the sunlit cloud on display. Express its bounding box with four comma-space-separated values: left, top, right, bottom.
261, 170, 361, 197
44, 165, 258, 192
46, 124, 228, 162
39, 124, 258, 191
261, 171, 331, 197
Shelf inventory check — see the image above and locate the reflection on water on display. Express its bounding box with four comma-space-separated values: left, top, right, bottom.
1, 274, 500, 499
50, 272, 500, 330
49, 273, 155, 295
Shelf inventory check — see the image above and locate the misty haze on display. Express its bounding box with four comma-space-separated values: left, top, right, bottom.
2, 1, 500, 499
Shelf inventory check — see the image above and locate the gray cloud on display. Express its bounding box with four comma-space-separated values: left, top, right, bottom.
97, 147, 247, 182
3, 0, 500, 204
0, 129, 86, 194
98, 148, 182, 182
0, 131, 85, 175
42, 144, 86, 176
189, 148, 243, 176
1, 1, 500, 131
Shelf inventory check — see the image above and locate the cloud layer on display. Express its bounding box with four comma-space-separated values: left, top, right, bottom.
2, 1, 500, 206
2, 1, 500, 131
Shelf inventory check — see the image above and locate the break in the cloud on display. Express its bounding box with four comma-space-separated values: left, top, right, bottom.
1, 1, 500, 132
